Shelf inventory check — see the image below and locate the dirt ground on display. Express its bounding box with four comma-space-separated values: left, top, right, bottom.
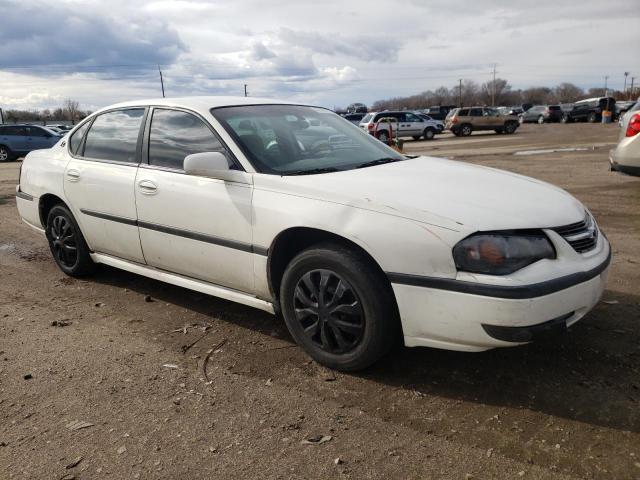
1, 123, 639, 479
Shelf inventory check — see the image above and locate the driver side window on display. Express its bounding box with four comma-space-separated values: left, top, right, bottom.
148, 109, 232, 170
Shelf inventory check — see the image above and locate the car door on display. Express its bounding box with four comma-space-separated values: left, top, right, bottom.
63, 108, 147, 263
26, 126, 56, 150
3, 126, 28, 153
404, 112, 424, 136
469, 108, 485, 129
134, 107, 254, 293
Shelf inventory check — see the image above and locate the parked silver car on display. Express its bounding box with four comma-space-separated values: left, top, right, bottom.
359, 111, 439, 141
610, 100, 640, 176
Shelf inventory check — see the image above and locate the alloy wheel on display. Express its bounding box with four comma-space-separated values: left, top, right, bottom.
293, 269, 364, 354
50, 215, 78, 268
0, 147, 8, 161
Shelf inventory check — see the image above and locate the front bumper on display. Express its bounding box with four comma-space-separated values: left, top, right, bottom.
391, 245, 611, 352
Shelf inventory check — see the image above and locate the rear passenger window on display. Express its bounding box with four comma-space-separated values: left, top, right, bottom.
28, 127, 48, 137
470, 108, 483, 117
69, 121, 90, 155
148, 109, 228, 170
83, 109, 145, 163
458, 109, 469, 116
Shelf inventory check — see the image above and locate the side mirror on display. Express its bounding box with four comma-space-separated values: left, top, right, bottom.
184, 152, 251, 184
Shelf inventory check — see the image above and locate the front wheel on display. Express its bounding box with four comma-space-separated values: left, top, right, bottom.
588, 112, 597, 123
504, 122, 517, 134
537, 116, 545, 124
46, 205, 96, 277
423, 128, 435, 140
280, 243, 399, 371
0, 145, 12, 162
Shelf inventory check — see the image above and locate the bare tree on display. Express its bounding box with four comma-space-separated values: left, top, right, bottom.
64, 99, 80, 124
481, 78, 511, 106
554, 83, 584, 103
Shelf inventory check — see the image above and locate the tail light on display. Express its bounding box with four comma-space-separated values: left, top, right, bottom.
625, 113, 640, 137
367, 123, 374, 130
451, 117, 459, 124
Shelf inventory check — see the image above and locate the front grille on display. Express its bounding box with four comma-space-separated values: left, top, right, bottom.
552, 214, 598, 253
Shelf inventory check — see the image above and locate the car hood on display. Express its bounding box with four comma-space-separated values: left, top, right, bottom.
256, 157, 585, 232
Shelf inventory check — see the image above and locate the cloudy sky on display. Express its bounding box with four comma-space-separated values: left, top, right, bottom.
0, 0, 638, 111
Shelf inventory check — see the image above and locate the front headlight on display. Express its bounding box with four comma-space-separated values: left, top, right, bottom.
453, 232, 556, 275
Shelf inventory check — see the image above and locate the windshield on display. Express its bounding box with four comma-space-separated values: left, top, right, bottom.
211, 105, 404, 175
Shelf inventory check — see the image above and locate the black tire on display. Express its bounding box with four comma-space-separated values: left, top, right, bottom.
504, 122, 517, 134
494, 128, 503, 134
423, 128, 435, 140
460, 124, 473, 136
588, 112, 597, 123
561, 115, 571, 124
377, 130, 389, 143
45, 204, 96, 277
0, 145, 13, 162
451, 128, 461, 137
537, 115, 545, 124
280, 243, 399, 371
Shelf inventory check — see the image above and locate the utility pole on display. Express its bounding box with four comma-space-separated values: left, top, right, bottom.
631, 77, 636, 99
491, 63, 497, 107
244, 84, 248, 97
624, 72, 629, 97
603, 75, 609, 96
458, 79, 462, 107
158, 65, 165, 98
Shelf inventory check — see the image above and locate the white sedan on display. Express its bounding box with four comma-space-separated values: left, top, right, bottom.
16, 96, 611, 371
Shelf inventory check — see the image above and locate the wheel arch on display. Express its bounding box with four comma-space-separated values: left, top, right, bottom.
266, 226, 394, 306
38, 193, 67, 228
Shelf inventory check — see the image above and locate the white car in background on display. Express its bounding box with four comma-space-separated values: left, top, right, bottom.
610, 101, 640, 176
16, 97, 611, 371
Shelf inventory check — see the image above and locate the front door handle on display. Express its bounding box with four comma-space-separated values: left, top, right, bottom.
138, 179, 158, 195
66, 169, 80, 182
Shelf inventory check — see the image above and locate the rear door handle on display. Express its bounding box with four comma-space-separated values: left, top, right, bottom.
138, 179, 158, 195
66, 169, 80, 182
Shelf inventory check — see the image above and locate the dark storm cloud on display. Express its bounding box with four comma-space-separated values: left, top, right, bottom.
0, 0, 186, 74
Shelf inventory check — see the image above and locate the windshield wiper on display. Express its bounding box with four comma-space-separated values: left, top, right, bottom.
285, 167, 340, 176
355, 157, 403, 169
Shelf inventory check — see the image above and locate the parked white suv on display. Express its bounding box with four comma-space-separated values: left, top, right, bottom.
16, 97, 611, 371
359, 110, 440, 141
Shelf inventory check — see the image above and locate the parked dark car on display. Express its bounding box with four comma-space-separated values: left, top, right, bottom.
563, 97, 616, 123
0, 125, 62, 161
342, 113, 366, 124
615, 101, 637, 120
519, 105, 564, 124
521, 103, 533, 112
424, 105, 457, 121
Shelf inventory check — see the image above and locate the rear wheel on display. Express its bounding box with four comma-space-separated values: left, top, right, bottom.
588, 112, 597, 123
280, 243, 399, 371
423, 128, 435, 140
0, 145, 12, 162
377, 130, 389, 143
45, 205, 96, 277
561, 115, 571, 124
460, 124, 473, 136
537, 115, 545, 124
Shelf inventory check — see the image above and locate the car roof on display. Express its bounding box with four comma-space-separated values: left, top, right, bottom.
97, 96, 301, 115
